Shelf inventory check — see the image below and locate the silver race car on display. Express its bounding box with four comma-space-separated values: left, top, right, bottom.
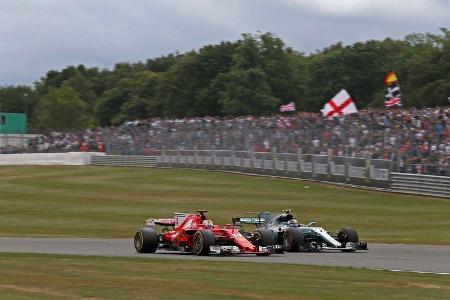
233, 210, 368, 252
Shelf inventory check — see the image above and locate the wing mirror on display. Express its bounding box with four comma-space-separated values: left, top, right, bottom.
305, 221, 316, 227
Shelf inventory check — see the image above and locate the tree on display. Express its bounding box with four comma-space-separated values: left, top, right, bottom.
0, 85, 36, 114
216, 68, 279, 115
1, 29, 449, 128
404, 28, 450, 107
34, 85, 91, 130
113, 71, 163, 122
95, 79, 134, 126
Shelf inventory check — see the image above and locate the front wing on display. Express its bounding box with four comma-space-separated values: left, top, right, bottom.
209, 245, 282, 255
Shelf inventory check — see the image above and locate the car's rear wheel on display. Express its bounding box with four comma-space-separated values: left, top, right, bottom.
253, 229, 274, 247
337, 227, 359, 252
283, 228, 302, 252
192, 230, 215, 256
134, 227, 158, 253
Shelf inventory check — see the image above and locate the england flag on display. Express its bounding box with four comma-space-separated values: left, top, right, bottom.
321, 89, 358, 117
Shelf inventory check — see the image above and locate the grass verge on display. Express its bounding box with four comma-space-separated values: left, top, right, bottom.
0, 166, 449, 244
0, 253, 449, 300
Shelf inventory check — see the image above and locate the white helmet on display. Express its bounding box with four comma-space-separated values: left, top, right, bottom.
202, 220, 214, 228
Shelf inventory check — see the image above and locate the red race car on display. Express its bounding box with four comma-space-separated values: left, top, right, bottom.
134, 210, 279, 255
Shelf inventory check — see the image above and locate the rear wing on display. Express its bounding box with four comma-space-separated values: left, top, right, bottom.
232, 217, 266, 227
146, 218, 176, 226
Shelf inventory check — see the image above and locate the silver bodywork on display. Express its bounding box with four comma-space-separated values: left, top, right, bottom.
307, 227, 342, 248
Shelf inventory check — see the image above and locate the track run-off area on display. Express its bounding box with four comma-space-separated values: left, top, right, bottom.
0, 237, 449, 275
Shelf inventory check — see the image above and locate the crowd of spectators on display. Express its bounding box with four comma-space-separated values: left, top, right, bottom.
0, 129, 105, 154
1, 106, 449, 176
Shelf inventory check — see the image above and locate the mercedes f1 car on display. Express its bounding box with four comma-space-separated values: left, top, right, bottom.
233, 210, 368, 252
134, 210, 280, 256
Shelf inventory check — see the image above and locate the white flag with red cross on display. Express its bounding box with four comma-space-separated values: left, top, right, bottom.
321, 89, 358, 117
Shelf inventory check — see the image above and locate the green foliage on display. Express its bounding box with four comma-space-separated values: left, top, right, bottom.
1, 29, 449, 130
0, 166, 449, 244
0, 85, 37, 120
216, 68, 279, 115
96, 79, 134, 126
2, 254, 450, 300
34, 85, 92, 130
158, 52, 207, 117
404, 30, 450, 107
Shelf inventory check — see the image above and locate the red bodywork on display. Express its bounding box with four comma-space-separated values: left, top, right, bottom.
148, 212, 259, 253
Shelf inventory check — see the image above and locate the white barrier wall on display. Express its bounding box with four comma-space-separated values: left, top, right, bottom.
0, 152, 104, 165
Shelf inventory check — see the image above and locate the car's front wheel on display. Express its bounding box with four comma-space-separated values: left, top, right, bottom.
337, 227, 359, 252
192, 230, 215, 256
283, 228, 303, 252
253, 229, 274, 247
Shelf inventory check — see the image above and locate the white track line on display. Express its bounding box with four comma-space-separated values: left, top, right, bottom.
372, 268, 450, 276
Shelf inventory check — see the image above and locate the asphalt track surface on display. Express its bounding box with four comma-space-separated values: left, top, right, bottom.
1, 237, 449, 275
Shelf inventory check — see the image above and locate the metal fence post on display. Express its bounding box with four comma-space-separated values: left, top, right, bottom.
345, 156, 350, 183
365, 154, 371, 184
297, 148, 302, 175
312, 155, 316, 179
251, 148, 255, 172
271, 146, 277, 175
212, 146, 216, 170
194, 146, 198, 165
161, 148, 165, 167
327, 149, 332, 180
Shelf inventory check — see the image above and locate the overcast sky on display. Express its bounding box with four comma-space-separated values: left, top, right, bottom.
1, 0, 449, 86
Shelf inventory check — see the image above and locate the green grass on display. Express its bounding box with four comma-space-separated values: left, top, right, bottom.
0, 166, 449, 244
0, 253, 449, 300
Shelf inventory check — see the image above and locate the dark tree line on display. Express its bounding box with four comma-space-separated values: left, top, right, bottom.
1, 29, 449, 130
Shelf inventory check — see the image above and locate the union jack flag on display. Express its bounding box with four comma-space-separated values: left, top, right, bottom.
279, 102, 296, 112
384, 71, 402, 107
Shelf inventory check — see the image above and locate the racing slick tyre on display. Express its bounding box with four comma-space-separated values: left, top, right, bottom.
134, 227, 158, 253
253, 229, 275, 247
337, 227, 359, 252
253, 229, 275, 256
192, 230, 216, 256
283, 227, 303, 252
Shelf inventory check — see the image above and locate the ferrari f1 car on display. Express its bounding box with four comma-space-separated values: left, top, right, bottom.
134, 210, 281, 255
233, 210, 368, 252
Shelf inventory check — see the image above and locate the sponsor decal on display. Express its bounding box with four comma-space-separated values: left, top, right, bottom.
330, 162, 345, 176
349, 165, 366, 178
239, 217, 266, 223
154, 218, 176, 225
300, 160, 313, 172
369, 166, 389, 180
314, 163, 328, 174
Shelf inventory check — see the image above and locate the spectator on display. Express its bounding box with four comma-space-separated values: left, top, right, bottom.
2, 106, 448, 176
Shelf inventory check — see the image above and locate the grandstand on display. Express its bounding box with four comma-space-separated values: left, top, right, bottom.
1, 107, 449, 176
0, 112, 42, 150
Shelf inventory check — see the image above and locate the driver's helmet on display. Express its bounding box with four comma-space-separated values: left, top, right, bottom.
202, 220, 214, 229
288, 219, 299, 226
